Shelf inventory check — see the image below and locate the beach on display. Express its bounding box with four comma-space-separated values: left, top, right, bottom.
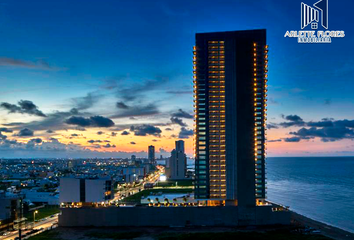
292, 211, 354, 240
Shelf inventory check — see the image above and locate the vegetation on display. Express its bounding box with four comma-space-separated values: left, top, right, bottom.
157, 231, 332, 240
25, 205, 60, 222
157, 180, 194, 188
121, 188, 193, 203
27, 231, 62, 240
85, 231, 145, 239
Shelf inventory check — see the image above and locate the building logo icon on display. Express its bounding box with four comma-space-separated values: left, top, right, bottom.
284, 0, 344, 44
301, 0, 328, 30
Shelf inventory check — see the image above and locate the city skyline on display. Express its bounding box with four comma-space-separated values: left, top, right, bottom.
1, 0, 354, 158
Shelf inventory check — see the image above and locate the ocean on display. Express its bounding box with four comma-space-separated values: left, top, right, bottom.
266, 157, 354, 233
164, 157, 354, 232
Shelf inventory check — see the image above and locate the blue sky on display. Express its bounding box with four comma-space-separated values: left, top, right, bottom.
0, 0, 354, 158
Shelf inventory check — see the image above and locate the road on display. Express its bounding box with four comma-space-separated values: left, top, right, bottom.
113, 169, 162, 202
1, 216, 58, 240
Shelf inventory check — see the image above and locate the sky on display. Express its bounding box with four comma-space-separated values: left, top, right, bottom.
0, 0, 354, 158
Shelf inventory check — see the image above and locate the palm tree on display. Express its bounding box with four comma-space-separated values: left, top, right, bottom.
183, 197, 187, 207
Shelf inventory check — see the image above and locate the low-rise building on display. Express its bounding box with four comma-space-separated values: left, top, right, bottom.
59, 177, 113, 204
21, 189, 59, 205
0, 191, 19, 230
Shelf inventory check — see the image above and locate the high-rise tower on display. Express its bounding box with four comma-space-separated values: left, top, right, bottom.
193, 30, 268, 206
175, 140, 185, 153
166, 140, 187, 180
148, 145, 155, 164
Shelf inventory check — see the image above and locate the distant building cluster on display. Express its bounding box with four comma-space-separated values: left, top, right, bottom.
0, 152, 160, 230
165, 140, 188, 180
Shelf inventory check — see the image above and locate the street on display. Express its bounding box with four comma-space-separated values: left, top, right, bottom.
113, 169, 162, 202
1, 215, 58, 240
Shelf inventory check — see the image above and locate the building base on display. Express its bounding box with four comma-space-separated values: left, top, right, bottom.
59, 205, 290, 227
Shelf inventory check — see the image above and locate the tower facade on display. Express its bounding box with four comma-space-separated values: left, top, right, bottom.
148, 145, 155, 164
193, 30, 268, 206
175, 140, 185, 153
166, 140, 187, 180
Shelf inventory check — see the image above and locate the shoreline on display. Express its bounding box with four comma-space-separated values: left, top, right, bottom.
291, 211, 354, 240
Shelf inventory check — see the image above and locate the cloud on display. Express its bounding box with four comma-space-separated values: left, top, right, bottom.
27, 138, 42, 144
284, 115, 303, 122
275, 115, 354, 130
0, 57, 58, 70
111, 132, 117, 136
97, 131, 104, 135
65, 116, 114, 128
0, 136, 150, 158
71, 92, 102, 110
130, 124, 162, 137
130, 142, 136, 145
171, 109, 193, 119
0, 128, 13, 133
5, 108, 81, 131
114, 77, 169, 101
103, 143, 116, 148
283, 137, 302, 142
16, 128, 34, 137
71, 133, 79, 137
170, 117, 187, 127
178, 127, 193, 139
165, 128, 173, 131
268, 139, 282, 142
0, 136, 148, 158
46, 130, 54, 133
268, 97, 279, 105
276, 116, 354, 142
111, 103, 159, 119
0, 133, 7, 140
290, 126, 354, 142
307, 121, 334, 127
88, 140, 103, 144
324, 99, 332, 105
333, 120, 354, 128
65, 116, 91, 127
0, 100, 46, 117
279, 114, 305, 128
121, 130, 130, 135
116, 102, 129, 109
267, 124, 278, 129
166, 90, 191, 95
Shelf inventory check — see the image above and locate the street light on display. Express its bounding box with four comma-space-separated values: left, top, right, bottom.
33, 210, 38, 223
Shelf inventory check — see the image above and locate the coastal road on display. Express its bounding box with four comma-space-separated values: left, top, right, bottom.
1, 216, 58, 240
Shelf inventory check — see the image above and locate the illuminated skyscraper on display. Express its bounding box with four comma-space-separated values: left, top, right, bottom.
193, 30, 268, 206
